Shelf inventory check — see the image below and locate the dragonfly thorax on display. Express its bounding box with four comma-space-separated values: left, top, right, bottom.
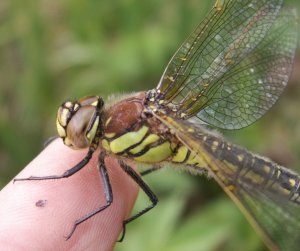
56, 96, 104, 149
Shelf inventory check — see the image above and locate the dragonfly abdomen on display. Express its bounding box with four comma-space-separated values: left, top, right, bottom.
171, 144, 208, 168
202, 134, 300, 204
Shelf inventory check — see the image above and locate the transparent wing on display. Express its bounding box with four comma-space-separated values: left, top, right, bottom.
154, 0, 297, 129
195, 7, 298, 129
237, 182, 300, 251
155, 113, 300, 251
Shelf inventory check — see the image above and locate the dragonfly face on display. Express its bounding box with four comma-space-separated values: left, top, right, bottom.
56, 96, 104, 149
15, 0, 299, 250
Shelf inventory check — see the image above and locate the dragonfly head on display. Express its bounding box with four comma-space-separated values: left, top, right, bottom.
56, 96, 104, 149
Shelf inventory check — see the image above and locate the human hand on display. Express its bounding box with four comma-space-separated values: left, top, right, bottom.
0, 140, 139, 251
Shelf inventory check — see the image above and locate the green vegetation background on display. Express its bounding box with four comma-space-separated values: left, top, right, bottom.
0, 0, 299, 250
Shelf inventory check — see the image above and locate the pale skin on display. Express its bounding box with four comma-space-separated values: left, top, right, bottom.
0, 140, 139, 251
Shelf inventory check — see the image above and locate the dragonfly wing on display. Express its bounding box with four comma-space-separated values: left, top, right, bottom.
195, 7, 298, 129
154, 113, 300, 251
237, 182, 300, 251
154, 0, 297, 129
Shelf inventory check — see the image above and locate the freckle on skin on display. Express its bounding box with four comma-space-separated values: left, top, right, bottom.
35, 199, 47, 208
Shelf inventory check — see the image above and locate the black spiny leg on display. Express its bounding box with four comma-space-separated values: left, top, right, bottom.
118, 159, 158, 242
65, 151, 113, 240
14, 147, 96, 182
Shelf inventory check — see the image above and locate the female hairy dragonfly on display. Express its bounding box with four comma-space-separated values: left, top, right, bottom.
15, 0, 299, 250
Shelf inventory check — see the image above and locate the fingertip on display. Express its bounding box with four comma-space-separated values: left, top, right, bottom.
0, 139, 139, 250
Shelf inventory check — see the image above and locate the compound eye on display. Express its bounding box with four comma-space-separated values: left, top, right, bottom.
79, 96, 104, 108
65, 106, 96, 149
56, 96, 104, 149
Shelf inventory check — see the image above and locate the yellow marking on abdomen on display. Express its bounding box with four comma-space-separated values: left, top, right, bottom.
289, 178, 296, 187
110, 126, 148, 153
244, 170, 265, 185
263, 165, 271, 174
134, 142, 172, 163
237, 154, 244, 162
271, 182, 290, 196
172, 146, 188, 163
130, 134, 160, 154
171, 145, 208, 169
223, 160, 239, 173
186, 152, 207, 168
211, 141, 219, 152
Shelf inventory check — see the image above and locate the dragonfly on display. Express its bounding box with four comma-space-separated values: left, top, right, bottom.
14, 0, 299, 250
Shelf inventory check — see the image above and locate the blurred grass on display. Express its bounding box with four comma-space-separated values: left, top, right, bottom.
0, 0, 299, 250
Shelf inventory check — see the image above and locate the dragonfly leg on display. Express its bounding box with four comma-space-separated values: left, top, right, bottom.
13, 148, 95, 182
65, 151, 113, 240
139, 164, 163, 176
117, 159, 158, 242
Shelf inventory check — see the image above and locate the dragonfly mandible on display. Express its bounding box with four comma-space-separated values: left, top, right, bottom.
14, 0, 299, 250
